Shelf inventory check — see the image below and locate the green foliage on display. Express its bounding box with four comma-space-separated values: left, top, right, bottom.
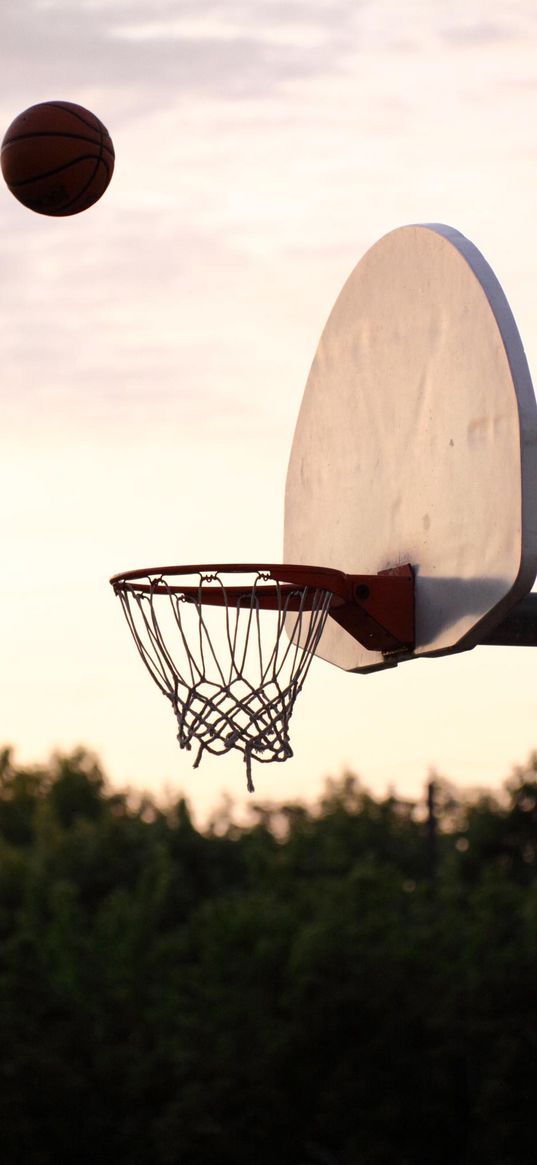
1, 752, 537, 1163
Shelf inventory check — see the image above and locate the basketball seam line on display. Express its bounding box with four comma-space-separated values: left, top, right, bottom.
39, 101, 110, 136
9, 154, 111, 189
61, 147, 104, 211
2, 131, 114, 157
52, 137, 106, 212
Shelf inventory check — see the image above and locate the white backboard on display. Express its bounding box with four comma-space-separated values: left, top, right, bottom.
285, 224, 537, 671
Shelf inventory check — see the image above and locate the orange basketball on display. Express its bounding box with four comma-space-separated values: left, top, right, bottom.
1, 101, 115, 217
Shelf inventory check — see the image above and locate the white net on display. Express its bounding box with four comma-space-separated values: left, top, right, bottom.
112, 568, 333, 791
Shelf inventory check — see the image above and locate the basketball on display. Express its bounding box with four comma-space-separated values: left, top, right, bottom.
1, 101, 115, 217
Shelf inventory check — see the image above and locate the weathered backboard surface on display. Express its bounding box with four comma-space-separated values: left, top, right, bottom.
284, 224, 537, 672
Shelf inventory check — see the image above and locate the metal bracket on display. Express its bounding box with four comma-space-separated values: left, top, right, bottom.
327, 564, 415, 655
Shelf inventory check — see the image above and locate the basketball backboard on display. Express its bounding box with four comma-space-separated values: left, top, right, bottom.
284, 224, 537, 672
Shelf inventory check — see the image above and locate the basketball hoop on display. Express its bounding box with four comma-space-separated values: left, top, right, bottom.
110, 563, 414, 790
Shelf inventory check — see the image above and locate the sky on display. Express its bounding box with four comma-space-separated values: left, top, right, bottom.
2, 0, 537, 822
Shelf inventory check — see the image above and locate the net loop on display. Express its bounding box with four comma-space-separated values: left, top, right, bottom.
112, 566, 333, 790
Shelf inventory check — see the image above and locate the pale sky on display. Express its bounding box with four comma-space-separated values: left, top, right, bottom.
2, 0, 537, 822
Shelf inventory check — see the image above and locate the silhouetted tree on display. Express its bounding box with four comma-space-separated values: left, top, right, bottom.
1, 748, 537, 1164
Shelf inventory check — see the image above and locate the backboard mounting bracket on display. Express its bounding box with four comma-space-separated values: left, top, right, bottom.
328, 564, 414, 655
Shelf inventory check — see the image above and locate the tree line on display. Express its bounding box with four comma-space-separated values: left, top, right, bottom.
1, 745, 537, 1164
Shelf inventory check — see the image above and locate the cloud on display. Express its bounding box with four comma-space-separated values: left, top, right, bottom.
0, 0, 359, 111
436, 0, 537, 48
